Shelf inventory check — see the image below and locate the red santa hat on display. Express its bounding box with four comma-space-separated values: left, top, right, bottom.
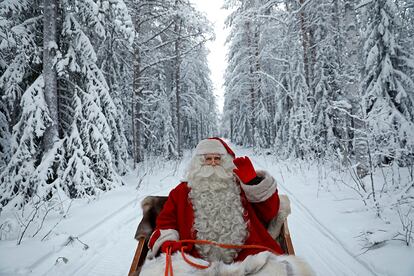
194, 137, 235, 158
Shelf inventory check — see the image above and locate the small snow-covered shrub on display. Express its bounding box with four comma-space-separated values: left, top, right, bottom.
0, 218, 20, 240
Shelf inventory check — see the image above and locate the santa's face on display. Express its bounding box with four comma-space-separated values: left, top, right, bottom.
203, 154, 222, 166
186, 154, 235, 186
186, 153, 248, 263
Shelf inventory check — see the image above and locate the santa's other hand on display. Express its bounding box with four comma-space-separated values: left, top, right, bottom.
233, 156, 257, 184
161, 240, 192, 253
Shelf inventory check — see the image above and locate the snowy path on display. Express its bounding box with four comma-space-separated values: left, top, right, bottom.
281, 185, 377, 275
54, 157, 380, 275
67, 210, 138, 276
11, 153, 389, 276
26, 184, 170, 276
28, 196, 142, 275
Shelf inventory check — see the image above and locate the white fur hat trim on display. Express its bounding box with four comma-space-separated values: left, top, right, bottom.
194, 139, 227, 155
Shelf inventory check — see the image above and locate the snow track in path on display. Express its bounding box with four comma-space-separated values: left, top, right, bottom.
286, 189, 378, 275
57, 161, 188, 276
28, 197, 139, 275
26, 196, 136, 271
28, 185, 167, 276
250, 156, 381, 275
67, 212, 138, 276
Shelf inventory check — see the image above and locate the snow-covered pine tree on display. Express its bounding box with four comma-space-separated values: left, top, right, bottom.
0, 101, 10, 170
96, 0, 134, 175
57, 11, 121, 191
272, 0, 313, 159
130, 0, 214, 161
129, 0, 183, 161
223, 0, 255, 146
180, 45, 219, 149
361, 0, 414, 166
0, 0, 43, 152
1, 0, 133, 209
0, 1, 52, 208
246, 1, 273, 149
0, 76, 52, 208
307, 0, 341, 158
398, 2, 414, 91
224, 0, 313, 152
59, 91, 96, 198
142, 67, 178, 159
170, 0, 214, 156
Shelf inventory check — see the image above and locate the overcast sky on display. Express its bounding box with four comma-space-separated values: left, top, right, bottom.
191, 0, 230, 114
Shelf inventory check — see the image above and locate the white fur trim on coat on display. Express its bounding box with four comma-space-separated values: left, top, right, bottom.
240, 170, 277, 203
194, 139, 227, 155
267, 195, 291, 239
147, 229, 179, 259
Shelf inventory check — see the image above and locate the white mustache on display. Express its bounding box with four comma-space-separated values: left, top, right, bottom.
197, 165, 233, 179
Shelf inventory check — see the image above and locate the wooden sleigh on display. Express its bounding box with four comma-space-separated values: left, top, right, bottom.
128, 195, 295, 276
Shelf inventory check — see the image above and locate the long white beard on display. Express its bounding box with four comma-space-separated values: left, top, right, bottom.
188, 164, 248, 264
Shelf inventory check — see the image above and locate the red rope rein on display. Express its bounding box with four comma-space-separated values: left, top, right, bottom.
164, 239, 280, 276
164, 247, 173, 276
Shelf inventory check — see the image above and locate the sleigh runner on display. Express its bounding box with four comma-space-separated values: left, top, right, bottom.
128, 195, 295, 276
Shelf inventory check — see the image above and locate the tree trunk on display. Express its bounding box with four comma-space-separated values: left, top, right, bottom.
230, 114, 233, 142
254, 20, 264, 146
254, 22, 261, 101
43, 0, 59, 150
299, 0, 310, 87
246, 21, 255, 146
174, 12, 182, 157
133, 15, 143, 165
343, 0, 369, 177
200, 113, 204, 140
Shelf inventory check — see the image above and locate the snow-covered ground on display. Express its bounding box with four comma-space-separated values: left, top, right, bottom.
1, 144, 413, 276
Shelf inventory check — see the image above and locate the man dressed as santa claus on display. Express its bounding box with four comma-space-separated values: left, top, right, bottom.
140, 138, 313, 275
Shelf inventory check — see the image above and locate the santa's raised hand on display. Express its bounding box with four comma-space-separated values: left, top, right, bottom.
233, 156, 257, 184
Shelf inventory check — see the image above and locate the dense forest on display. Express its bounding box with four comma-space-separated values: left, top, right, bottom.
1, 0, 413, 230
0, 0, 218, 209
223, 0, 414, 172
222, 0, 414, 228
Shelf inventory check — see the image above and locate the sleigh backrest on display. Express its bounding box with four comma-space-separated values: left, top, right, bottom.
129, 195, 293, 276
134, 196, 168, 241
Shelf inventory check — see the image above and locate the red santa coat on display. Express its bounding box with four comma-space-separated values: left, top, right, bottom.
148, 170, 284, 261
